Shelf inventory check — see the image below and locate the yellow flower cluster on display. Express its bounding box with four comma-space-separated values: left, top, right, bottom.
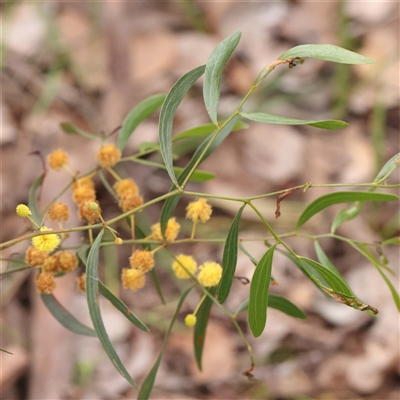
16, 204, 31, 218
47, 149, 69, 171
72, 177, 100, 225
197, 262, 223, 287
25, 246, 79, 294
172, 254, 197, 279
114, 178, 143, 213
49, 202, 70, 222
186, 198, 212, 223
151, 218, 180, 242
31, 227, 60, 253
122, 249, 154, 292
97, 144, 121, 168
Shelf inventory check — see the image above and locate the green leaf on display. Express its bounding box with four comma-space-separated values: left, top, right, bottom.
355, 244, 400, 312
172, 120, 248, 142
99, 171, 119, 202
40, 294, 97, 337
296, 191, 398, 229
314, 241, 345, 279
331, 201, 363, 233
194, 287, 216, 370
203, 31, 242, 125
268, 295, 306, 319
248, 244, 277, 338
382, 236, 400, 246
77, 244, 91, 266
240, 112, 348, 130
373, 152, 400, 183
159, 65, 206, 187
160, 116, 240, 232
278, 44, 376, 64
217, 204, 245, 303
138, 285, 194, 399
60, 122, 100, 140
235, 296, 306, 320
0, 264, 30, 278
28, 174, 45, 225
299, 257, 353, 296
118, 94, 166, 151
98, 281, 149, 332
86, 230, 138, 388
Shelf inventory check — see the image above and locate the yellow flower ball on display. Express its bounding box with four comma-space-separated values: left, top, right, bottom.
77, 273, 86, 293
151, 218, 180, 242
121, 268, 145, 292
25, 246, 47, 267
31, 227, 60, 253
97, 144, 121, 168
58, 251, 78, 273
48, 202, 70, 221
48, 149, 69, 171
114, 179, 139, 197
172, 254, 197, 279
35, 272, 56, 294
197, 261, 223, 287
184, 314, 197, 327
16, 204, 32, 218
129, 250, 155, 272
186, 198, 212, 223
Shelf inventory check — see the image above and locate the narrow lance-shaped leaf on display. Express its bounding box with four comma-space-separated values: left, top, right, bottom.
138, 285, 194, 400
40, 294, 97, 337
296, 191, 398, 229
331, 201, 363, 233
248, 244, 277, 338
172, 120, 248, 142
118, 94, 166, 151
278, 44, 376, 64
373, 151, 400, 183
194, 288, 216, 370
314, 241, 345, 279
240, 112, 348, 130
300, 257, 353, 296
160, 116, 240, 233
235, 295, 306, 320
203, 31, 242, 125
60, 122, 101, 140
86, 230, 138, 388
98, 281, 149, 332
159, 65, 206, 187
217, 204, 245, 303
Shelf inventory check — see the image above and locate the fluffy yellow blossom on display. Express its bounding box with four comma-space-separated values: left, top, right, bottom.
114, 179, 138, 197
172, 254, 197, 279
151, 218, 180, 242
35, 273, 56, 294
42, 254, 59, 273
73, 177, 95, 190
186, 198, 212, 223
184, 314, 197, 327
25, 246, 47, 267
79, 201, 101, 224
32, 227, 60, 253
72, 186, 96, 206
48, 149, 69, 171
58, 251, 78, 273
16, 204, 31, 218
121, 268, 145, 291
129, 250, 155, 272
49, 202, 70, 221
119, 194, 143, 212
77, 273, 86, 292
97, 144, 121, 168
197, 262, 223, 287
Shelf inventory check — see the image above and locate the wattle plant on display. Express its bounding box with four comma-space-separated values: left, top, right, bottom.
2, 32, 399, 398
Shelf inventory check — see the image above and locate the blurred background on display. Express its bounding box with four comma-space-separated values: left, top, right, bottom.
1, 1, 399, 399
